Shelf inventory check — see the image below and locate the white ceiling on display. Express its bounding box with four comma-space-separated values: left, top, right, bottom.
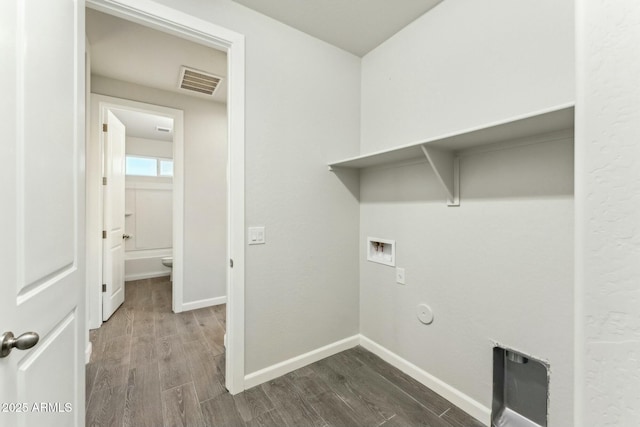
87, 1, 442, 101
231, 0, 443, 56
111, 108, 174, 142
86, 9, 228, 103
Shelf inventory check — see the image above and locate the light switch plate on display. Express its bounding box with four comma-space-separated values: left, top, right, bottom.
248, 226, 265, 245
396, 267, 406, 285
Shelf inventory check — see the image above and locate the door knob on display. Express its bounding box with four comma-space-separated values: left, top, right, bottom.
123, 234, 131, 239
0, 332, 39, 358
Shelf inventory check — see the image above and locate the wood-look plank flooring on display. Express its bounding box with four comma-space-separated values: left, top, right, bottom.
87, 278, 484, 427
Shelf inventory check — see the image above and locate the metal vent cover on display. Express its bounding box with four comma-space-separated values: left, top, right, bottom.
178, 66, 221, 96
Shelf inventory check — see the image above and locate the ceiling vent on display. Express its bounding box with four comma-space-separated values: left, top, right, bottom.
178, 66, 222, 96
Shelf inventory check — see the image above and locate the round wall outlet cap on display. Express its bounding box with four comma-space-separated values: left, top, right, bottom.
417, 304, 434, 325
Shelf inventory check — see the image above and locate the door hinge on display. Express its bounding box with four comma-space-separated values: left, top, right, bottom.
102, 123, 108, 132
229, 259, 234, 268
102, 177, 107, 185
102, 230, 107, 239
102, 284, 106, 292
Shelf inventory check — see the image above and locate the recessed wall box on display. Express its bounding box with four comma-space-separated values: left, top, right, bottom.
492, 346, 549, 427
367, 237, 395, 267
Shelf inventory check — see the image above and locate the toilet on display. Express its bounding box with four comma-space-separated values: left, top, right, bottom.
161, 257, 173, 281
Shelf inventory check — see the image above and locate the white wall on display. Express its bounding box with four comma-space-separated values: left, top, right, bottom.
575, 0, 640, 424
124, 135, 174, 275
361, 0, 575, 153
146, 0, 362, 374
360, 138, 574, 425
124, 180, 173, 281
92, 77, 228, 304
359, 0, 575, 425
125, 183, 173, 251
83, 1, 640, 423
126, 136, 172, 158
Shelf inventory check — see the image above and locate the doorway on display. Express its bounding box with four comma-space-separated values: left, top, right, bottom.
93, 97, 183, 321
86, 0, 246, 394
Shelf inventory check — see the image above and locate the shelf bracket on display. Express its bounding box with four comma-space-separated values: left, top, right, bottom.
420, 145, 460, 206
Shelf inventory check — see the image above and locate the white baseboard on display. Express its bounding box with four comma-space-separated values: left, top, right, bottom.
85, 342, 92, 365
181, 296, 227, 312
238, 333, 489, 425
124, 271, 170, 281
359, 335, 490, 426
244, 335, 360, 389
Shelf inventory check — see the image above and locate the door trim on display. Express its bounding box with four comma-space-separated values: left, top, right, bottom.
90, 95, 185, 322
86, 0, 246, 394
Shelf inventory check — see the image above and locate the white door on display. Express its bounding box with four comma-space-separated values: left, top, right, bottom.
102, 110, 126, 321
0, 0, 85, 426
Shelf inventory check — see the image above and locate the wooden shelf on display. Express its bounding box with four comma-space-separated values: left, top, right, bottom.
328, 103, 574, 170
328, 103, 574, 206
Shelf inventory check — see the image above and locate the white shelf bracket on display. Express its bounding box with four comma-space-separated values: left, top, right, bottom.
420, 145, 460, 206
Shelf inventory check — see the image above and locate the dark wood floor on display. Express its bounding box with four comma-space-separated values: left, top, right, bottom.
86, 278, 484, 427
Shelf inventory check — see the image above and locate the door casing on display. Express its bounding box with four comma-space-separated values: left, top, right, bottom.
89, 95, 185, 327
86, 0, 246, 394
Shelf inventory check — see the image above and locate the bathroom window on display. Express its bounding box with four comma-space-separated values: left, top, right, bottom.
126, 156, 157, 176
126, 155, 173, 177
159, 159, 174, 177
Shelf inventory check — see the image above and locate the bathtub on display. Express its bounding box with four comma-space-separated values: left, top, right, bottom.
124, 248, 172, 281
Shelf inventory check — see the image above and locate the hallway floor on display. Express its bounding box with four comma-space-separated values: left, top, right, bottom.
86, 278, 483, 427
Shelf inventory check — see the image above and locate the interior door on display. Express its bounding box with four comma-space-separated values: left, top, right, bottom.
102, 110, 126, 321
0, 0, 85, 426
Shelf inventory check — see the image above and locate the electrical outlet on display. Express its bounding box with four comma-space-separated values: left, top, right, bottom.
396, 267, 406, 285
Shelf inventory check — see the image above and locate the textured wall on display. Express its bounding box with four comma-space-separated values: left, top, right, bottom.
575, 0, 640, 424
